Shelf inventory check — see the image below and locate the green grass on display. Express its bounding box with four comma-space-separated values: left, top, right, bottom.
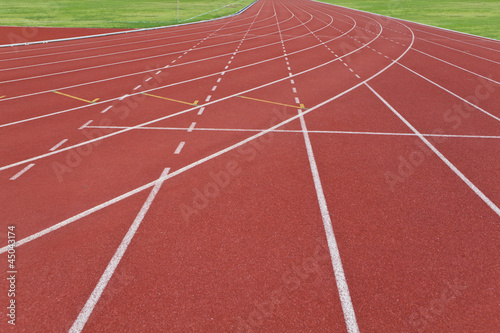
0, 0, 255, 29
318, 0, 500, 40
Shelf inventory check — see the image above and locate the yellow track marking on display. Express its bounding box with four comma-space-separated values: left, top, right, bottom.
52, 90, 99, 104
237, 95, 306, 109
142, 93, 198, 106
0, 96, 5, 99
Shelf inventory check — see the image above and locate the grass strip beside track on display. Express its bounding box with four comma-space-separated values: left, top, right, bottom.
318, 0, 500, 40
0, 0, 255, 29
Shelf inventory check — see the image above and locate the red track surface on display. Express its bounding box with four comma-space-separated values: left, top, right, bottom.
0, 0, 499, 332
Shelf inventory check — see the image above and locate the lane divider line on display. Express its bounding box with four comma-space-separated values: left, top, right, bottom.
187, 122, 196, 132
69, 168, 170, 333
237, 95, 306, 109
85, 125, 500, 139
52, 90, 100, 104
367, 83, 500, 217
142, 92, 198, 106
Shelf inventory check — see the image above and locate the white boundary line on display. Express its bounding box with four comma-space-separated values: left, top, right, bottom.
85, 125, 500, 139
68, 167, 170, 333
0, 0, 260, 49
312, 0, 500, 43
366, 83, 500, 217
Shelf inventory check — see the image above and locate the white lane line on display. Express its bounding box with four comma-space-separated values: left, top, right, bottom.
297, 107, 360, 333
292, 87, 297, 93
187, 122, 196, 132
133, 85, 141, 91
217, 78, 222, 83
10, 164, 35, 181
212, 86, 217, 91
348, 68, 353, 72
295, 97, 300, 104
49, 139, 68, 151
174, 141, 185, 154
412, 48, 500, 85
79, 120, 93, 130
397, 62, 500, 122
145, 77, 152, 82
101, 105, 113, 114
197, 107, 205, 115
367, 83, 500, 217
86, 125, 500, 139
156, 71, 162, 75
290, 79, 295, 84
69, 168, 170, 333
221, 71, 225, 75
205, 95, 212, 102
118, 94, 128, 100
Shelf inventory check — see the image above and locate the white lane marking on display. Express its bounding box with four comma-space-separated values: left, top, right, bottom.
86, 125, 500, 139
297, 107, 360, 333
172, 59, 177, 63
221, 71, 225, 75
49, 139, 68, 151
118, 94, 128, 100
292, 87, 297, 93
79, 120, 93, 130
197, 107, 205, 115
205, 95, 211, 102
367, 83, 500, 217
295, 97, 300, 104
290, 79, 295, 84
212, 86, 217, 91
10, 164, 35, 181
348, 68, 353, 72
145, 77, 152, 82
419, 38, 500, 65
101, 106, 112, 114
412, 48, 500, 85
217, 78, 222, 83
187, 122, 196, 132
69, 168, 170, 333
355, 74, 360, 78
397, 62, 500, 122
225, 65, 229, 69
133, 85, 141, 91
174, 141, 185, 154
156, 71, 162, 75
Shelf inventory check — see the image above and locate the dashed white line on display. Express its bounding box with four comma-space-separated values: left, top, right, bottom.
187, 122, 197, 132
212, 86, 217, 91
49, 139, 68, 151
197, 107, 205, 115
174, 141, 185, 154
217, 78, 222, 83
133, 85, 141, 91
295, 97, 300, 104
79, 120, 93, 130
101, 106, 112, 114
205, 95, 212, 102
155, 71, 161, 75
145, 77, 152, 82
10, 163, 35, 181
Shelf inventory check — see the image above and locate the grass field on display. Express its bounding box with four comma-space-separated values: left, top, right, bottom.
319, 0, 500, 40
0, 0, 255, 29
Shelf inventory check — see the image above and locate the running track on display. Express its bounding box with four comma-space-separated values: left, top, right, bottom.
0, 0, 499, 331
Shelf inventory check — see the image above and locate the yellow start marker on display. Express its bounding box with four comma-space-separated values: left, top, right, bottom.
0, 96, 5, 99
237, 95, 306, 109
142, 92, 198, 106
52, 90, 99, 104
